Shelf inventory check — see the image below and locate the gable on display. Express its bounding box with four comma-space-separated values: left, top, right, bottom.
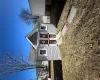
26, 29, 38, 49
28, 32, 38, 45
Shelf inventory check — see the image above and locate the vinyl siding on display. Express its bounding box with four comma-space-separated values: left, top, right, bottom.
39, 23, 57, 34
29, 0, 45, 16
37, 46, 61, 60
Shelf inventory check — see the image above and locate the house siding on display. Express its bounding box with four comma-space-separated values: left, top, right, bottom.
28, 0, 45, 16
36, 23, 61, 61
47, 46, 61, 60
39, 23, 57, 34
27, 22, 61, 61
37, 46, 61, 61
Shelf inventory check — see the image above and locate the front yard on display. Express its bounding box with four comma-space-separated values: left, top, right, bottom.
57, 0, 100, 80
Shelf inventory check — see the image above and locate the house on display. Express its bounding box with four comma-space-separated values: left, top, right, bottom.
28, 0, 51, 24
26, 22, 61, 61
27, 0, 65, 79
28, 0, 52, 16
27, 0, 61, 61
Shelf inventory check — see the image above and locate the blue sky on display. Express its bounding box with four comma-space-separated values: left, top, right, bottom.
0, 0, 36, 80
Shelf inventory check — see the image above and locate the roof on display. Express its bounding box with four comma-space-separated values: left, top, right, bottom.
28, 46, 37, 62
27, 22, 40, 61
26, 22, 40, 49
33, 22, 40, 30
26, 29, 38, 49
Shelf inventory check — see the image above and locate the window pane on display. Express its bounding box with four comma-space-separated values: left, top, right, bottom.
41, 26, 46, 29
40, 50, 46, 55
49, 40, 57, 44
49, 34, 56, 38
40, 34, 48, 38
40, 40, 48, 44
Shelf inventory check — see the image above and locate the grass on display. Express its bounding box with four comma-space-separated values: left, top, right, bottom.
57, 0, 100, 80
57, 0, 72, 33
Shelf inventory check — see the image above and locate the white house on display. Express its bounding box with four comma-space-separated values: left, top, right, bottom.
27, 0, 63, 79
28, 0, 52, 23
28, 0, 52, 16
27, 0, 61, 61
26, 22, 61, 61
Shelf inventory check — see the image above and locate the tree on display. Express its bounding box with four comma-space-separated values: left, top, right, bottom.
0, 54, 45, 75
19, 8, 39, 25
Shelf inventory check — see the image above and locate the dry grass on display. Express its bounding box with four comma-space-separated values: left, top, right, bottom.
57, 0, 72, 33
58, 0, 100, 80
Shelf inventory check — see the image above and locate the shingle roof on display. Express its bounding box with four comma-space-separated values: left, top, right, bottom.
28, 46, 37, 62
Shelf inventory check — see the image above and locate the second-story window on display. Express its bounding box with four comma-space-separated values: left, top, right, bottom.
40, 34, 48, 38
40, 25, 47, 30
40, 50, 46, 55
40, 40, 48, 44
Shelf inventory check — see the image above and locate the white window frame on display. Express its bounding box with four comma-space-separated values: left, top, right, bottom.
39, 48, 47, 56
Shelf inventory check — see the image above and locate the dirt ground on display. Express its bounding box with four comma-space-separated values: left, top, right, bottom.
57, 0, 100, 80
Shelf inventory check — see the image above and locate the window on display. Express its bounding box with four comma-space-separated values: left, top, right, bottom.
49, 34, 56, 38
49, 40, 57, 44
39, 48, 47, 56
41, 26, 46, 29
40, 50, 46, 55
40, 25, 47, 30
40, 34, 48, 38
40, 40, 48, 44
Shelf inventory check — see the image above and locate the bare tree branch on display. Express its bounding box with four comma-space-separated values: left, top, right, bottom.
0, 54, 45, 75
19, 8, 39, 25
